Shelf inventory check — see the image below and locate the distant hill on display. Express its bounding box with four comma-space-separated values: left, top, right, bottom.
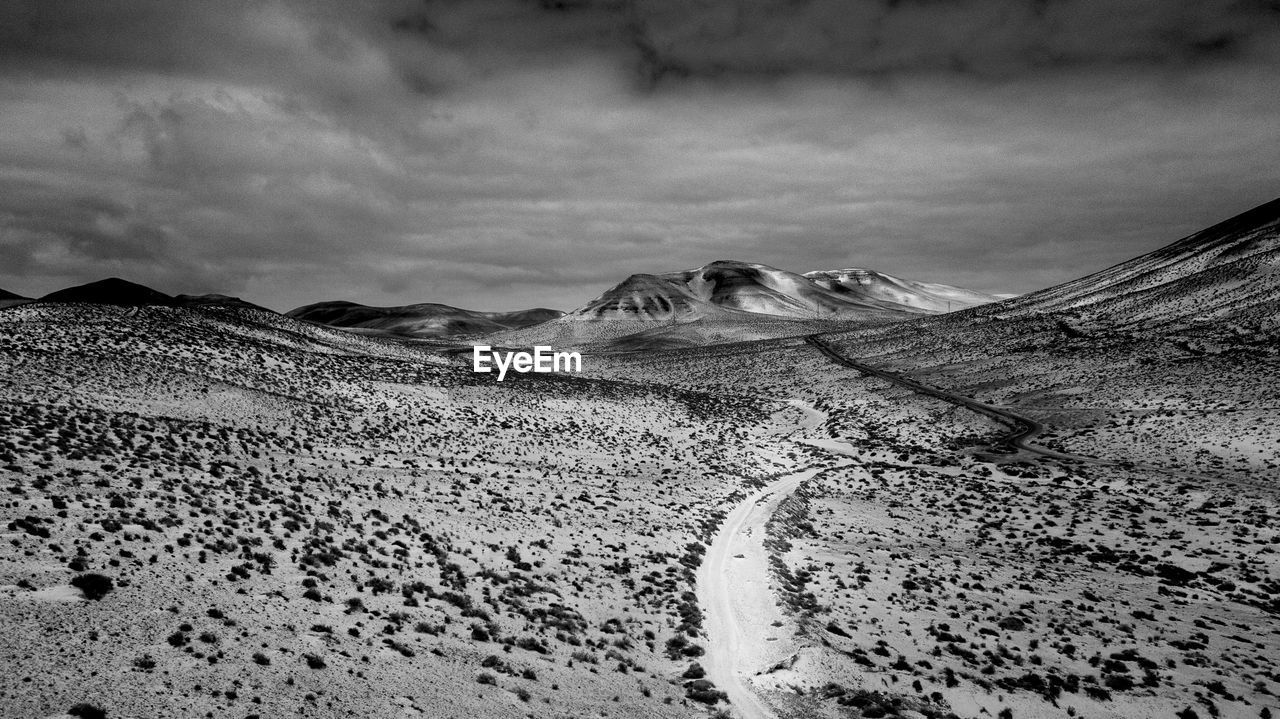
568, 260, 996, 323
40, 277, 177, 306
494, 260, 997, 348
287, 301, 564, 339
175, 293, 276, 313
0, 287, 30, 310
33, 279, 276, 314
566, 260, 923, 323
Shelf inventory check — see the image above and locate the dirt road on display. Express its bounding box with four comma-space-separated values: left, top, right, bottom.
697, 466, 822, 719
805, 334, 1274, 488
805, 334, 1086, 460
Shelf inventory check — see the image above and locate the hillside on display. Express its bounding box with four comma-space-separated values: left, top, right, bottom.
288, 300, 564, 339
804, 268, 999, 314
813, 195, 1280, 481
982, 196, 1280, 331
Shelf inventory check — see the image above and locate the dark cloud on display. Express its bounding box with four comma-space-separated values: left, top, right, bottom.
621, 0, 1280, 83
0, 1, 1278, 311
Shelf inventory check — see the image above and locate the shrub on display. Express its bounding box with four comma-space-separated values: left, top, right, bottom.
252, 652, 271, 666
132, 654, 156, 671
477, 672, 497, 685
516, 636, 548, 654
664, 635, 688, 659
68, 704, 107, 719
303, 653, 326, 669
684, 679, 727, 705
70, 574, 114, 601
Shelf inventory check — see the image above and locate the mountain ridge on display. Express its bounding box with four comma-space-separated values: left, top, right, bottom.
287, 300, 565, 339
567, 260, 994, 322
490, 259, 998, 348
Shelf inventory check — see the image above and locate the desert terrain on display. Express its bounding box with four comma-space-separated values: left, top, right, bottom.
0, 301, 805, 718
2, 200, 1279, 719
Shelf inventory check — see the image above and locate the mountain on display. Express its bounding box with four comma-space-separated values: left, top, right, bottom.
803, 268, 1000, 313
40, 277, 177, 306
287, 300, 564, 338
490, 260, 997, 349
175, 293, 276, 313
567, 260, 973, 322
0, 287, 30, 310
33, 279, 276, 314
977, 197, 1280, 331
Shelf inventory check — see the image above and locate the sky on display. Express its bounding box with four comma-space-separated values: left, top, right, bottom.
1, 0, 1278, 312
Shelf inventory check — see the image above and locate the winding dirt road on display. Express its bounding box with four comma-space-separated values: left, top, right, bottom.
696, 398, 853, 719
804, 334, 1086, 460
696, 466, 821, 719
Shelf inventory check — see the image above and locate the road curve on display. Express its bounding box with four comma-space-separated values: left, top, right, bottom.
805, 335, 1280, 491
697, 466, 824, 719
804, 334, 1080, 459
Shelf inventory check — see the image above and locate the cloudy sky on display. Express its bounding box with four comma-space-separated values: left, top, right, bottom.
1, 0, 1278, 311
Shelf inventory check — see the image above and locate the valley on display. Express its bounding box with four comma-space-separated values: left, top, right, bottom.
3, 2, 1278, 717
1, 199, 1278, 719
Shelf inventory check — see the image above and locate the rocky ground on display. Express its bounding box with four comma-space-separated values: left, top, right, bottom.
0, 303, 800, 719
